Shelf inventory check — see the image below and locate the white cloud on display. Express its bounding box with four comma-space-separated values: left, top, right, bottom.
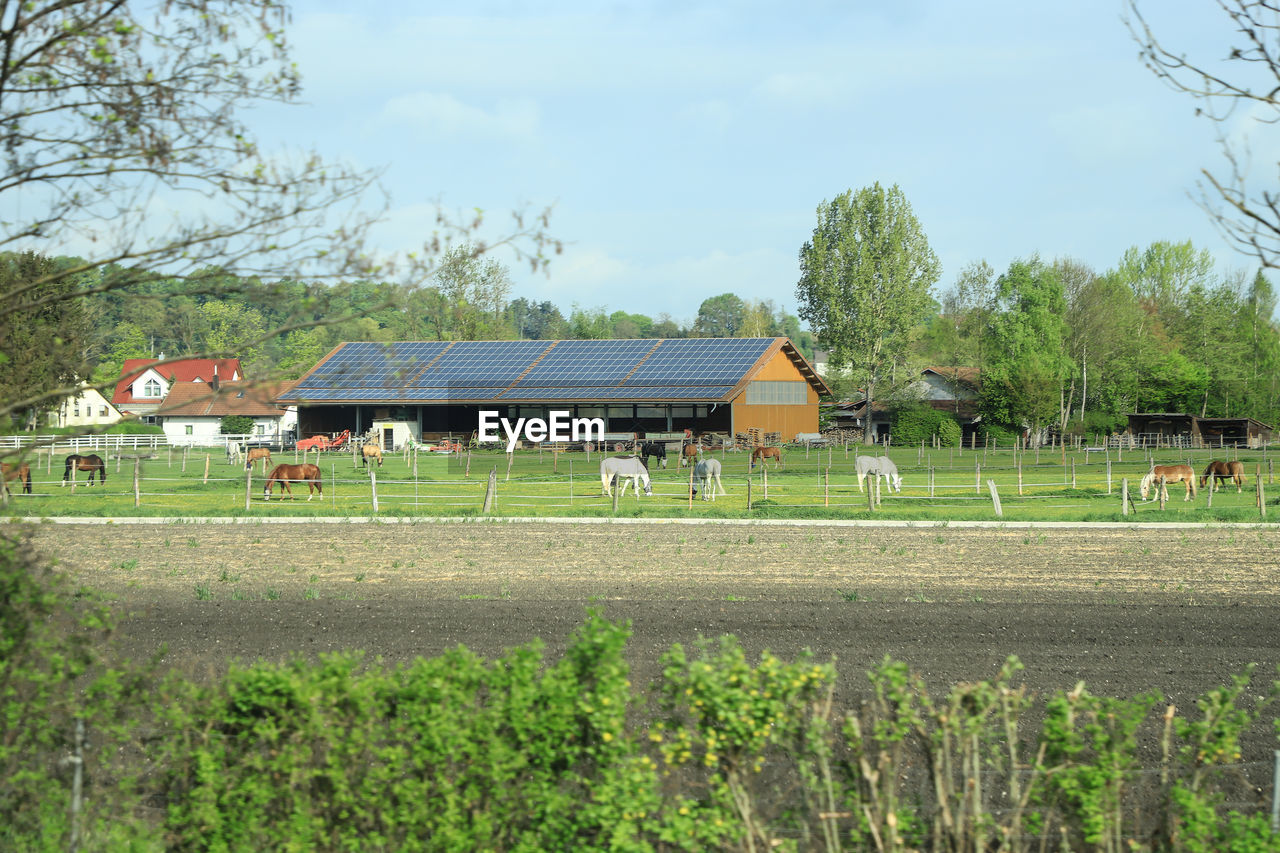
376, 92, 539, 140
753, 72, 845, 108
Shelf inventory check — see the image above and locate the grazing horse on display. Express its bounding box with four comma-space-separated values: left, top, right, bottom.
680, 442, 701, 467
690, 458, 726, 501
245, 447, 272, 471
1200, 460, 1246, 493
1, 462, 32, 496
855, 455, 903, 494
1139, 464, 1198, 502
225, 441, 243, 466
361, 444, 384, 468
638, 441, 668, 470
263, 463, 323, 500
600, 456, 652, 498
62, 454, 106, 485
750, 446, 784, 470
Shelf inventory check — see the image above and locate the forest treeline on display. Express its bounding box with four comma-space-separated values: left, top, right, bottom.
914, 241, 1280, 435
3, 238, 1279, 434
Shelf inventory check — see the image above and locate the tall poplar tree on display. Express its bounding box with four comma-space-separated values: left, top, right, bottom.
796, 183, 940, 443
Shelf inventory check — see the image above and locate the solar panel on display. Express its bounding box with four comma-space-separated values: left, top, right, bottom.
519, 339, 656, 387
288, 338, 783, 402
623, 338, 771, 386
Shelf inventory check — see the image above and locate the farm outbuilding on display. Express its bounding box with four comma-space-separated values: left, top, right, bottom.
1125, 413, 1273, 448
279, 337, 830, 446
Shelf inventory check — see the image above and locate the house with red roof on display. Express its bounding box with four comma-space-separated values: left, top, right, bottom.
156, 381, 297, 446
111, 357, 242, 419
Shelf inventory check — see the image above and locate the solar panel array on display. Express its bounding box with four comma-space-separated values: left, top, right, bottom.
289, 338, 778, 403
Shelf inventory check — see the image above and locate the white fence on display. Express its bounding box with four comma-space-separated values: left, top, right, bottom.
0, 433, 261, 453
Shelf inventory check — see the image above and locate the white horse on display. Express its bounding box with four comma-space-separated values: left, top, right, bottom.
225, 441, 243, 466
856, 455, 902, 493
691, 458, 726, 501
600, 456, 652, 497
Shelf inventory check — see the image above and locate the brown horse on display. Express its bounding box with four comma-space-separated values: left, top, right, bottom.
1200, 460, 1246, 493
751, 446, 784, 470
1139, 464, 1197, 502
62, 453, 106, 485
1, 461, 32, 496
263, 463, 323, 500
245, 447, 272, 472
361, 444, 383, 468
680, 443, 700, 467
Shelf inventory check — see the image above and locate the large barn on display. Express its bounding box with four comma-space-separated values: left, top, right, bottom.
278, 337, 829, 447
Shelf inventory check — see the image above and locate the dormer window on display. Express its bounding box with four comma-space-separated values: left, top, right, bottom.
142, 378, 162, 398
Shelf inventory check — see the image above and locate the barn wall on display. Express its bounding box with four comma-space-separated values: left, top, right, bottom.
730, 349, 819, 440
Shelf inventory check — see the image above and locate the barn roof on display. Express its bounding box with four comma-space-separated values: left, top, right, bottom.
157, 381, 294, 417
280, 338, 829, 404
112, 357, 242, 406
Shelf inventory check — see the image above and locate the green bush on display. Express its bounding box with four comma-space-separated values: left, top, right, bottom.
219, 415, 254, 435
980, 422, 1021, 446
892, 406, 961, 447
0, 532, 158, 849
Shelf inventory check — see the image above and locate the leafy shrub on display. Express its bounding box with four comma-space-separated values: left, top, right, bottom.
892, 406, 962, 447
980, 422, 1021, 446
0, 532, 158, 848
219, 415, 254, 435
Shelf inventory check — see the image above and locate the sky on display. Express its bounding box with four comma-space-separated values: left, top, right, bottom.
249, 1, 1260, 327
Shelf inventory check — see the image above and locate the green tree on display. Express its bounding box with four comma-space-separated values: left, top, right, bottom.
0, 253, 94, 427
796, 183, 940, 443
433, 245, 515, 340
0, 1, 554, 434
980, 258, 1072, 438
694, 293, 747, 337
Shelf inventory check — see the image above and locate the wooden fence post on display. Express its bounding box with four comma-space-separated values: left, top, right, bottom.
1106, 459, 1112, 495
1159, 475, 1167, 511
747, 479, 752, 512
867, 477, 875, 512
824, 467, 829, 507
688, 461, 694, 509
505, 451, 514, 482
481, 468, 496, 515
975, 462, 981, 495
134, 458, 142, 508
203, 453, 210, 485
929, 465, 935, 498
612, 479, 619, 513
569, 460, 573, 504
1122, 477, 1130, 516
464, 450, 472, 479
988, 479, 1002, 517
762, 465, 768, 501
1071, 458, 1077, 489
244, 467, 251, 510
371, 469, 379, 513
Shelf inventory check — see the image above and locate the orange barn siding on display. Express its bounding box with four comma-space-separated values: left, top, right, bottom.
731, 349, 820, 439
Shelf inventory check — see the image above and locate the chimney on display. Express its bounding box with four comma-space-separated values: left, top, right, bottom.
211, 364, 219, 392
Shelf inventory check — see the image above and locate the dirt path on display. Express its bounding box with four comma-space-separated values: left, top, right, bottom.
24, 521, 1279, 699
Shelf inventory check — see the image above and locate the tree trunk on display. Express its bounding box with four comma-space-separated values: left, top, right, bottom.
863, 384, 876, 445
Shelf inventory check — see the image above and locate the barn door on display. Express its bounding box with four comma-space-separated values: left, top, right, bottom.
382, 427, 394, 450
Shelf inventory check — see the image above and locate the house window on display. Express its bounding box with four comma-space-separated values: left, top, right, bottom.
99, 406, 107, 417
143, 379, 162, 398
73, 403, 80, 417
745, 381, 808, 405
185, 425, 193, 435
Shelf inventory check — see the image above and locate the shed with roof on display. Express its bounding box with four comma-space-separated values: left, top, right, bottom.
278, 337, 829, 446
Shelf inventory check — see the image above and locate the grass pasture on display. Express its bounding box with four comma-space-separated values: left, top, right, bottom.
2, 441, 1276, 522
